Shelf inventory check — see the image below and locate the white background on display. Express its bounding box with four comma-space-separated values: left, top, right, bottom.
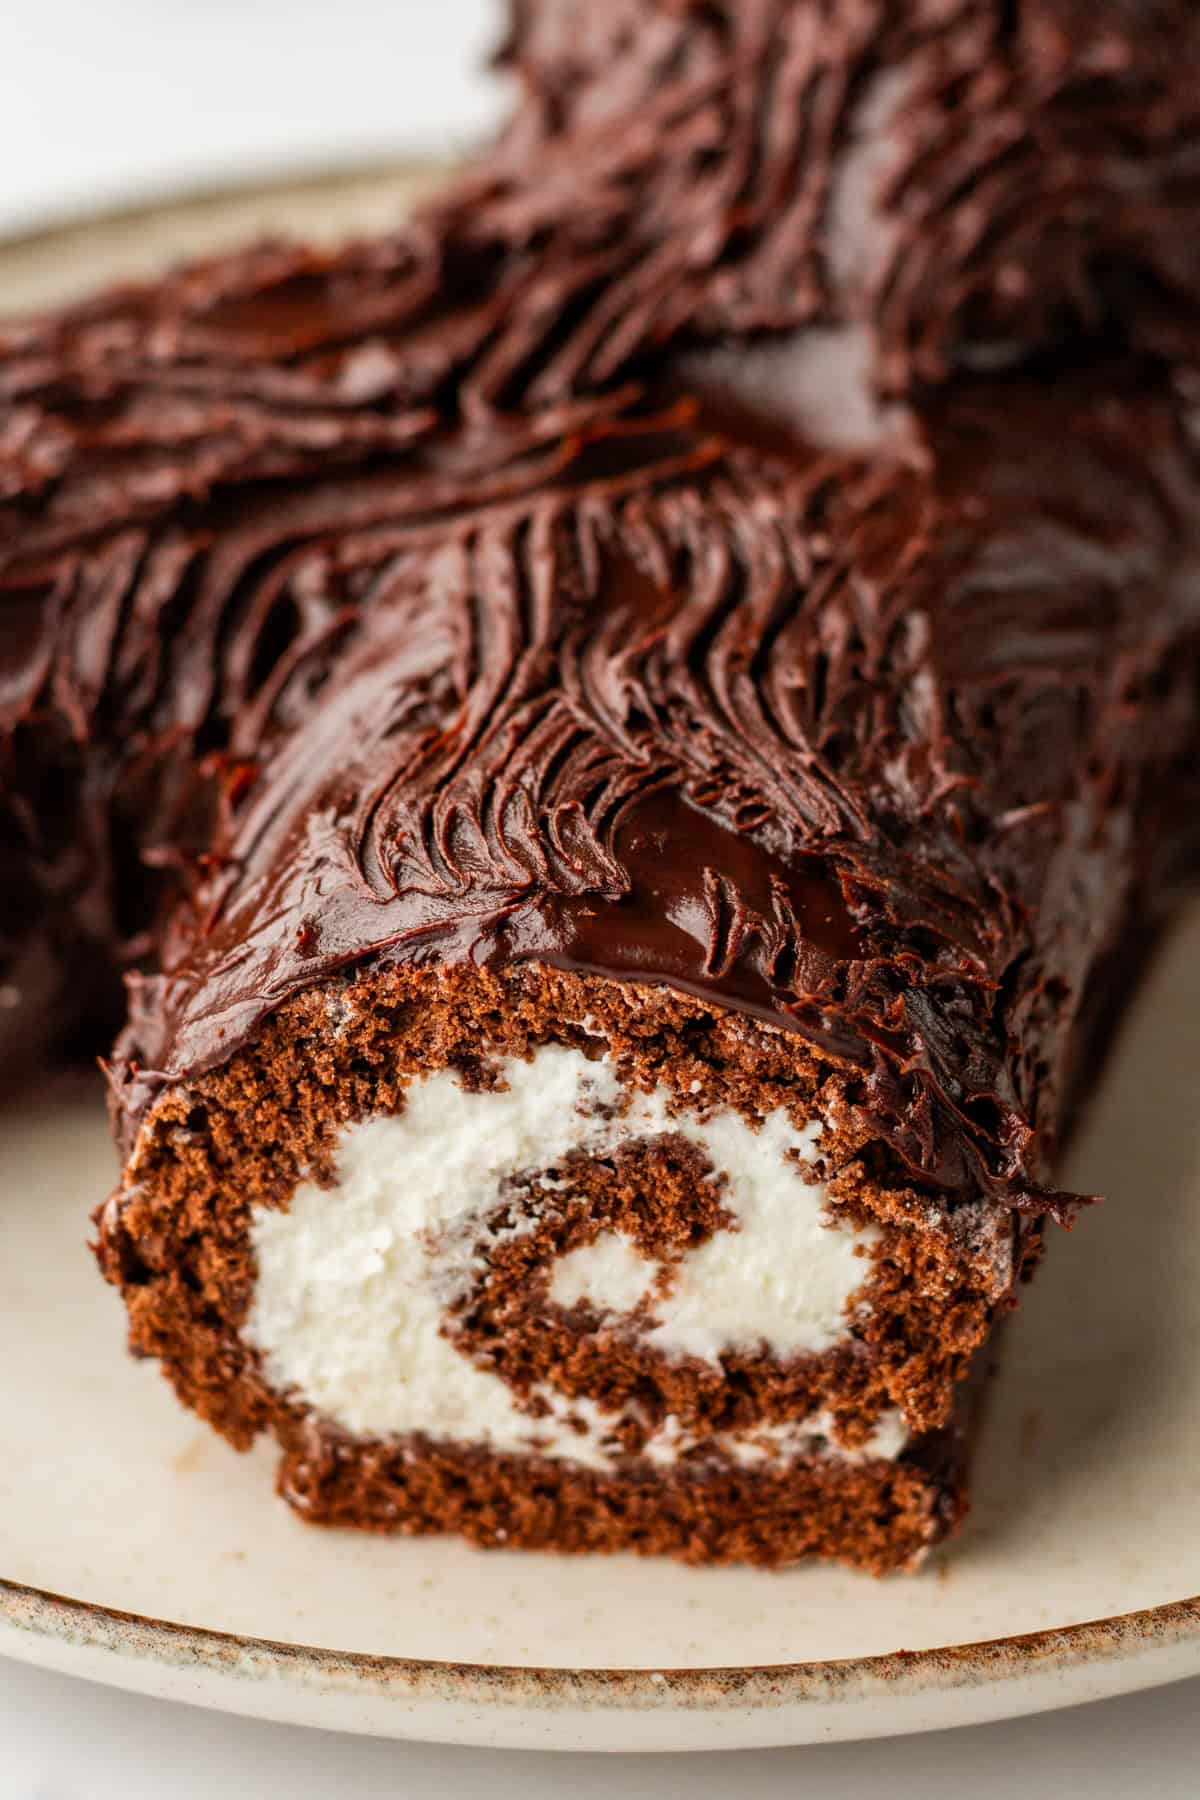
0, 0, 506, 236
0, 1, 1196, 1791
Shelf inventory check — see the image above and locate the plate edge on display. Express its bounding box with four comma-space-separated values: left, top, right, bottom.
1, 166, 1197, 1744
3, 1576, 1198, 1715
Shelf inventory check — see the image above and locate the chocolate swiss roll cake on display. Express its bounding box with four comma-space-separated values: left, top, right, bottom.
87, 351, 1200, 1572
497, 0, 1200, 384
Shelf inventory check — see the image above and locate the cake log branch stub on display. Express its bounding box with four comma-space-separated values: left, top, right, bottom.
496, 0, 1200, 386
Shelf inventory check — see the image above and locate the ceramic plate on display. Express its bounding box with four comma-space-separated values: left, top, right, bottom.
1, 174, 1198, 1752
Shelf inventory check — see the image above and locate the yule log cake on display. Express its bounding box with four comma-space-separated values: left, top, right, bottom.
0, 0, 1197, 1572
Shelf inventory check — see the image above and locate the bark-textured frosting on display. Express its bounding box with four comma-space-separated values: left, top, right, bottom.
95, 354, 1200, 1223
0, 227, 641, 1002
498, 0, 1200, 383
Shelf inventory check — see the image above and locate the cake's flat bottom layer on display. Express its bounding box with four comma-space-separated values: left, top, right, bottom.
271, 1419, 966, 1574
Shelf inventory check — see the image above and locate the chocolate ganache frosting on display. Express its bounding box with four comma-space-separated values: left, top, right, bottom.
0, 227, 649, 1025
101, 351, 1200, 1226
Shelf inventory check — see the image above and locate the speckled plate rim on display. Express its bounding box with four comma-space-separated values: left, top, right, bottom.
2, 166, 1200, 1753
3, 1578, 1198, 1750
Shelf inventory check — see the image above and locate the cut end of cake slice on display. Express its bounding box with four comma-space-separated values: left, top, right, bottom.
97, 960, 1019, 1572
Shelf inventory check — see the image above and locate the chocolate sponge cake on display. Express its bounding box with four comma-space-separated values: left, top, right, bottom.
2, 0, 1199, 1573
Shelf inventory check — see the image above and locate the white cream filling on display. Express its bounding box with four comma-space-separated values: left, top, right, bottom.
547, 1097, 874, 1365
551, 1232, 656, 1313
245, 1046, 905, 1470
643, 1408, 911, 1470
